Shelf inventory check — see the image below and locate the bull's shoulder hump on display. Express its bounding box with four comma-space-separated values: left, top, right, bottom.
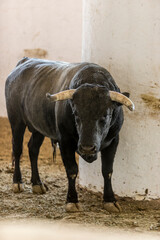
11, 59, 96, 77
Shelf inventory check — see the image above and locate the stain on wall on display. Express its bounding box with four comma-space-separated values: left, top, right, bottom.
24, 48, 48, 58
141, 94, 160, 111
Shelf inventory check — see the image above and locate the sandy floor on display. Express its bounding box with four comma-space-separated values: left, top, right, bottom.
0, 117, 160, 232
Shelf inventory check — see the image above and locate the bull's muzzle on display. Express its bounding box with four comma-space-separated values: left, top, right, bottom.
79, 144, 96, 155
78, 144, 97, 163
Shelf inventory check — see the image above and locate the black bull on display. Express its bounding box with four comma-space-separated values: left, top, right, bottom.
5, 57, 134, 213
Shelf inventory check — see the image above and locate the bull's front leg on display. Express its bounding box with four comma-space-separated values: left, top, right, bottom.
101, 135, 122, 213
59, 141, 82, 213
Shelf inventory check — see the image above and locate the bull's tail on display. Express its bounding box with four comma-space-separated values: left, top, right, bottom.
51, 140, 58, 163
16, 57, 29, 67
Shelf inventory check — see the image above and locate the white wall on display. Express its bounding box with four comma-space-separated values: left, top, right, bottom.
0, 0, 82, 116
80, 0, 160, 199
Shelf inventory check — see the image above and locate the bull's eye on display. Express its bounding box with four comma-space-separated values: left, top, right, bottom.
73, 109, 78, 115
75, 115, 80, 124
99, 116, 106, 125
99, 114, 112, 125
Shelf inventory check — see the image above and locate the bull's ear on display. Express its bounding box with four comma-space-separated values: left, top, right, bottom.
122, 92, 130, 98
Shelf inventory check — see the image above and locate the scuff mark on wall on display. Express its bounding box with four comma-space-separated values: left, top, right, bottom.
32, 32, 40, 41
141, 94, 160, 111
23, 48, 48, 58
150, 82, 160, 89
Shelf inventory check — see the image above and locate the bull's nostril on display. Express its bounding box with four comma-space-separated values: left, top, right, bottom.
79, 145, 96, 154
90, 146, 96, 151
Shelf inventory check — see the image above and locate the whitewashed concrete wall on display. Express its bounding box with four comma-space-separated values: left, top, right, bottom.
0, 0, 82, 116
79, 0, 160, 199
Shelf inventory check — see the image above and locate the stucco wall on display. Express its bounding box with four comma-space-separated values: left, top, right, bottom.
80, 0, 160, 199
0, 0, 82, 116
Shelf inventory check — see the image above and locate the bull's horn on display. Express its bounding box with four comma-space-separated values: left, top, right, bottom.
109, 91, 135, 111
46, 89, 76, 102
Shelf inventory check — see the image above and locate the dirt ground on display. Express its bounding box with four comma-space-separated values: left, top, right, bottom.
0, 117, 160, 233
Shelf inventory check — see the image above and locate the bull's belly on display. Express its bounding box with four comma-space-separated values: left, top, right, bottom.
26, 119, 58, 141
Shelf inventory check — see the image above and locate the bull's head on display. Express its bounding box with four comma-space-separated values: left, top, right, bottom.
46, 84, 134, 163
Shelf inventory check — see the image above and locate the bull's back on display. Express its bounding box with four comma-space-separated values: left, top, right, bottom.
5, 58, 85, 137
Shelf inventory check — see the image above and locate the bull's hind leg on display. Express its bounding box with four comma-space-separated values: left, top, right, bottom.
28, 131, 47, 194
11, 121, 26, 193
59, 140, 82, 213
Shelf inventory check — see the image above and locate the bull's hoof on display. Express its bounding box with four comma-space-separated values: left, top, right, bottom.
65, 203, 83, 213
103, 201, 122, 213
13, 183, 24, 193
32, 183, 47, 194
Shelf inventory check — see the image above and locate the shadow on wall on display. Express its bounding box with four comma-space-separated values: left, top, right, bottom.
23, 48, 48, 58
